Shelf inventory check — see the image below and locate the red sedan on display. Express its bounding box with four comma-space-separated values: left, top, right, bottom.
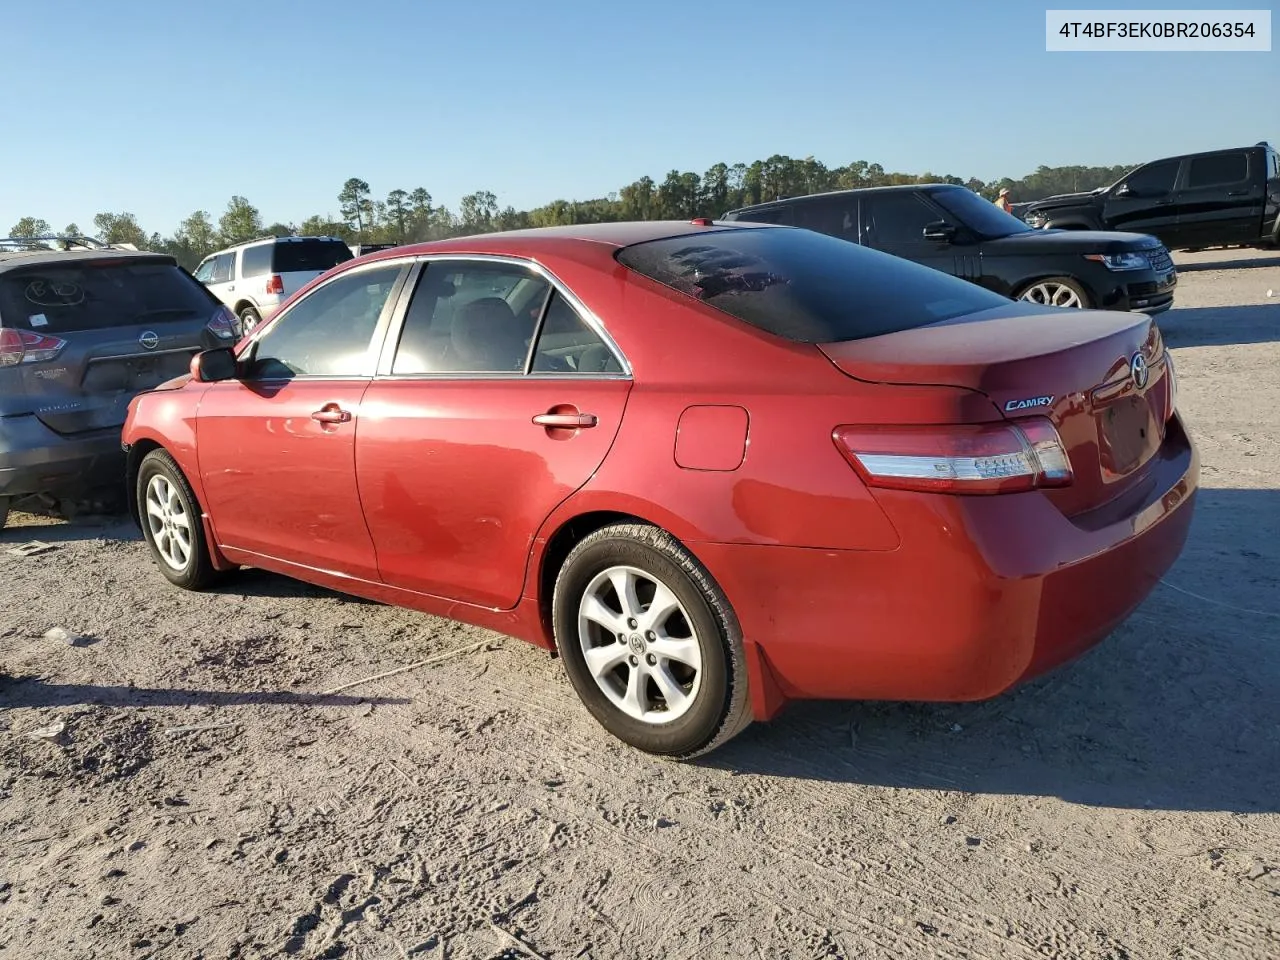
121, 220, 1198, 757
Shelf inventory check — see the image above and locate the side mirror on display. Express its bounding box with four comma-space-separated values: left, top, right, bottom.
190, 347, 238, 382
1114, 183, 1133, 197
923, 220, 958, 243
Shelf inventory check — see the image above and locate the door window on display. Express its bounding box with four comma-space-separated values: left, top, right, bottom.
863, 193, 940, 244
792, 198, 859, 241
391, 260, 550, 374
1186, 152, 1249, 188
247, 264, 403, 379
192, 258, 215, 283
1122, 160, 1178, 197
210, 253, 235, 283
531, 292, 623, 374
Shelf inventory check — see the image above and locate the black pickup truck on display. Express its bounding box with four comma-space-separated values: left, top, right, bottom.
1024, 142, 1280, 251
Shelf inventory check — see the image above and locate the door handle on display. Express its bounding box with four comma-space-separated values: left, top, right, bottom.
312, 406, 352, 424
227, 285, 235, 291
1226, 190, 1248, 197
533, 412, 597, 428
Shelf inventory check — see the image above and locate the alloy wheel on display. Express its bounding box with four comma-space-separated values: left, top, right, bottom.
1020, 282, 1084, 308
145, 474, 192, 571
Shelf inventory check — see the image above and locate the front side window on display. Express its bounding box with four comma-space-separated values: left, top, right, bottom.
247, 264, 403, 379
391, 261, 550, 374
192, 258, 214, 283
1123, 160, 1179, 197
863, 193, 941, 244
1186, 152, 1249, 189
210, 253, 235, 284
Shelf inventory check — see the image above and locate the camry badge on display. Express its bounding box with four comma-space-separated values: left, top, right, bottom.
139, 330, 160, 351
1004, 395, 1054, 412
1130, 352, 1149, 389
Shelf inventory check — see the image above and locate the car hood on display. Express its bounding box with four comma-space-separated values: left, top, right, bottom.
982, 229, 1162, 255
1027, 190, 1101, 210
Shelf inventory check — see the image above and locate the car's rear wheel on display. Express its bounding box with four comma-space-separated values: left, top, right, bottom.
552, 523, 751, 758
1017, 277, 1090, 309
0, 496, 10, 530
137, 449, 219, 590
239, 305, 262, 333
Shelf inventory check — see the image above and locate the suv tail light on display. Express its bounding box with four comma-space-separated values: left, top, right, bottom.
205, 305, 239, 341
834, 418, 1073, 495
0, 328, 69, 366
265, 274, 284, 295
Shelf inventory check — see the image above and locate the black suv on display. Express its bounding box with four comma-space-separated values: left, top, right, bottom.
1023, 143, 1280, 251
723, 184, 1177, 314
0, 236, 240, 527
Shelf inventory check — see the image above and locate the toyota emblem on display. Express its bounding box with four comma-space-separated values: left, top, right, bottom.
1130, 351, 1149, 390
139, 330, 159, 351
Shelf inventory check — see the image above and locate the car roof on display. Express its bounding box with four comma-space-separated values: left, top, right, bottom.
0, 249, 176, 276
352, 220, 776, 265
725, 183, 962, 216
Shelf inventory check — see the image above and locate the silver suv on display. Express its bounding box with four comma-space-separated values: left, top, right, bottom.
0, 235, 239, 527
193, 235, 353, 331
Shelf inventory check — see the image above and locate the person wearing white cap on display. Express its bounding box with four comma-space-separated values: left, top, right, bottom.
994, 187, 1013, 213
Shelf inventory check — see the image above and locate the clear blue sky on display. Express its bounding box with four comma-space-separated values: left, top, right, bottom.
1, 0, 1273, 236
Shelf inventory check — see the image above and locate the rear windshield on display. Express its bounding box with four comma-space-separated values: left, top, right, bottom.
615, 226, 1010, 343
272, 239, 354, 274
0, 260, 219, 334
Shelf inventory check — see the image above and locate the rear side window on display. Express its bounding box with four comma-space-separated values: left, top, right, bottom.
240, 243, 272, 278
1186, 152, 1249, 188
271, 240, 354, 274
616, 227, 1010, 343
0, 260, 219, 334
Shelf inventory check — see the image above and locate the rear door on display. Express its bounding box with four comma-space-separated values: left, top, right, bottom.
1101, 159, 1183, 245
0, 257, 224, 434
1173, 149, 1261, 247
271, 238, 354, 299
356, 257, 631, 609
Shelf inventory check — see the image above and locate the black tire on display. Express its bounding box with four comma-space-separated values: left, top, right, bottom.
238, 305, 262, 333
136, 449, 220, 590
1015, 276, 1091, 309
552, 522, 752, 758
0, 496, 9, 530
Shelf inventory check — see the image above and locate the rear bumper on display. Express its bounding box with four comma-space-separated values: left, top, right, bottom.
694, 414, 1198, 712
0, 415, 125, 500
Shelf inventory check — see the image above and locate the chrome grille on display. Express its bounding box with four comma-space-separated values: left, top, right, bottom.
1146, 248, 1174, 273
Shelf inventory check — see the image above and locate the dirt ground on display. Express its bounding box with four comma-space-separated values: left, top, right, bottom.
2, 248, 1278, 960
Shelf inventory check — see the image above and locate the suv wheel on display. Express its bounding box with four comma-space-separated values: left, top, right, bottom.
239, 306, 262, 332
137, 450, 220, 590
552, 523, 752, 758
0, 496, 10, 530
1017, 277, 1090, 309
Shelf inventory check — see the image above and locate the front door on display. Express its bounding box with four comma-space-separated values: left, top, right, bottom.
196, 261, 407, 578
357, 259, 631, 609
861, 191, 962, 280
1102, 159, 1184, 246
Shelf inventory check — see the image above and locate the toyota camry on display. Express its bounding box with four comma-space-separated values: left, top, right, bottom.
121, 220, 1198, 758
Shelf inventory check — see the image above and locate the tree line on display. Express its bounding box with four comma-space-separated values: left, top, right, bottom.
6, 154, 1135, 270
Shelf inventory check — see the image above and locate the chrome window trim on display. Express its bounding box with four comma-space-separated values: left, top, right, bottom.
375, 252, 633, 381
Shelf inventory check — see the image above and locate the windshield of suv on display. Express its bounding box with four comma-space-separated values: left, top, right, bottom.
271, 240, 354, 274
0, 260, 219, 333
617, 226, 1010, 343
930, 188, 1035, 239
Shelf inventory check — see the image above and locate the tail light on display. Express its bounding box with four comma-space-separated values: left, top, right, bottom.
834, 417, 1073, 495
0, 328, 69, 366
265, 274, 284, 295
205, 305, 239, 341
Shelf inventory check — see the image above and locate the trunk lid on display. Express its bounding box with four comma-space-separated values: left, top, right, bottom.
818, 303, 1172, 517
0, 257, 225, 435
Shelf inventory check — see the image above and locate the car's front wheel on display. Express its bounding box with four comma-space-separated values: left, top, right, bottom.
552, 523, 752, 758
1017, 277, 1091, 309
137, 449, 220, 590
